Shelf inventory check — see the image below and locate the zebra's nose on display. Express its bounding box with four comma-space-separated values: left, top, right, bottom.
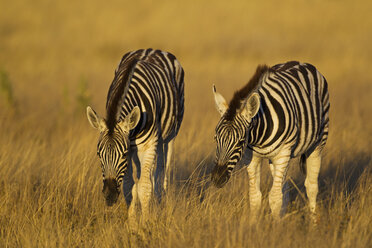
211, 163, 230, 188
102, 178, 120, 206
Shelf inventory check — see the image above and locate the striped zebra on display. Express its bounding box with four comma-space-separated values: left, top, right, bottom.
86, 48, 184, 220
212, 61, 329, 219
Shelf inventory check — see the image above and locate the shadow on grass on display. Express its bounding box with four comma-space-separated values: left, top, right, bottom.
173, 150, 372, 215
320, 152, 371, 200
171, 153, 215, 203
287, 151, 371, 211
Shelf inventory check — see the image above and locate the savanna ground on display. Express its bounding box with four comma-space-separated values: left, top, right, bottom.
1, 0, 372, 247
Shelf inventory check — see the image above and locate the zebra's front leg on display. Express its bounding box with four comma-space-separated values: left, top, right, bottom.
122, 158, 135, 207
246, 155, 262, 219
163, 139, 174, 192
128, 181, 139, 227
127, 156, 140, 226
269, 151, 290, 219
304, 148, 321, 221
136, 141, 157, 220
269, 160, 289, 217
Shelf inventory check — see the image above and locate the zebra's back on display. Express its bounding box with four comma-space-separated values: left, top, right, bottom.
250, 61, 329, 158
106, 49, 185, 145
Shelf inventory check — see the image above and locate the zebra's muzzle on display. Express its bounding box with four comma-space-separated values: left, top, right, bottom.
102, 178, 120, 206
211, 164, 231, 188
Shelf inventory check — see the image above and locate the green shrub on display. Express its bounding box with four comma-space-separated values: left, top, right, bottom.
0, 69, 15, 109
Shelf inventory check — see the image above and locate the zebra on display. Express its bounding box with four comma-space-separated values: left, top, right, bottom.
86, 48, 184, 220
212, 61, 329, 220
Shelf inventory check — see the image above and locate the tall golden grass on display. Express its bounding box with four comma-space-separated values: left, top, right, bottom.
1, 0, 371, 247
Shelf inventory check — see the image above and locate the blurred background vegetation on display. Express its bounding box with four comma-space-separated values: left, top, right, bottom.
1, 0, 371, 116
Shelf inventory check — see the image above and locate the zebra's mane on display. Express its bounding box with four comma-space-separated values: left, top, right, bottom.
224, 64, 270, 121
271, 60, 299, 72
105, 57, 139, 136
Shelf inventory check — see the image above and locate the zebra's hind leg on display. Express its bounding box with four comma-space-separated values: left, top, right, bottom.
269, 150, 290, 220
304, 148, 322, 222
246, 154, 262, 219
163, 139, 174, 192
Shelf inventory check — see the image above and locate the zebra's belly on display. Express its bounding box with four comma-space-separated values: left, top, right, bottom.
251, 141, 305, 159
252, 116, 325, 158
250, 132, 320, 159
250, 143, 285, 158
291, 137, 322, 158
252, 138, 322, 159
291, 127, 324, 157
130, 115, 179, 147
249, 131, 297, 158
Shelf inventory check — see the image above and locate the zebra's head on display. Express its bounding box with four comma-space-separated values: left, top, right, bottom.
86, 106, 141, 206
211, 85, 260, 188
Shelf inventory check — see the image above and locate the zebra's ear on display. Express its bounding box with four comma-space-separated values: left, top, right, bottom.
119, 106, 141, 132
87, 106, 107, 132
127, 106, 141, 130
213, 85, 228, 116
241, 92, 260, 119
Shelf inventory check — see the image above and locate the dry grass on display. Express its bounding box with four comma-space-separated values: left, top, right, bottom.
1, 0, 372, 247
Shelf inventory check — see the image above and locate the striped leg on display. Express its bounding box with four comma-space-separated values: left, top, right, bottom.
154, 140, 164, 200
304, 148, 321, 217
269, 160, 289, 217
122, 160, 135, 207
163, 139, 174, 192
246, 155, 262, 218
136, 140, 158, 220
128, 182, 138, 226
269, 150, 290, 219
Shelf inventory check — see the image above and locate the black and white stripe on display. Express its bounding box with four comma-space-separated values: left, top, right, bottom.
212, 61, 329, 219
87, 49, 184, 218
246, 62, 329, 157
108, 48, 184, 142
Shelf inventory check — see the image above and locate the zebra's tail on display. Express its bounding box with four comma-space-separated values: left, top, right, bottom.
300, 154, 307, 175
